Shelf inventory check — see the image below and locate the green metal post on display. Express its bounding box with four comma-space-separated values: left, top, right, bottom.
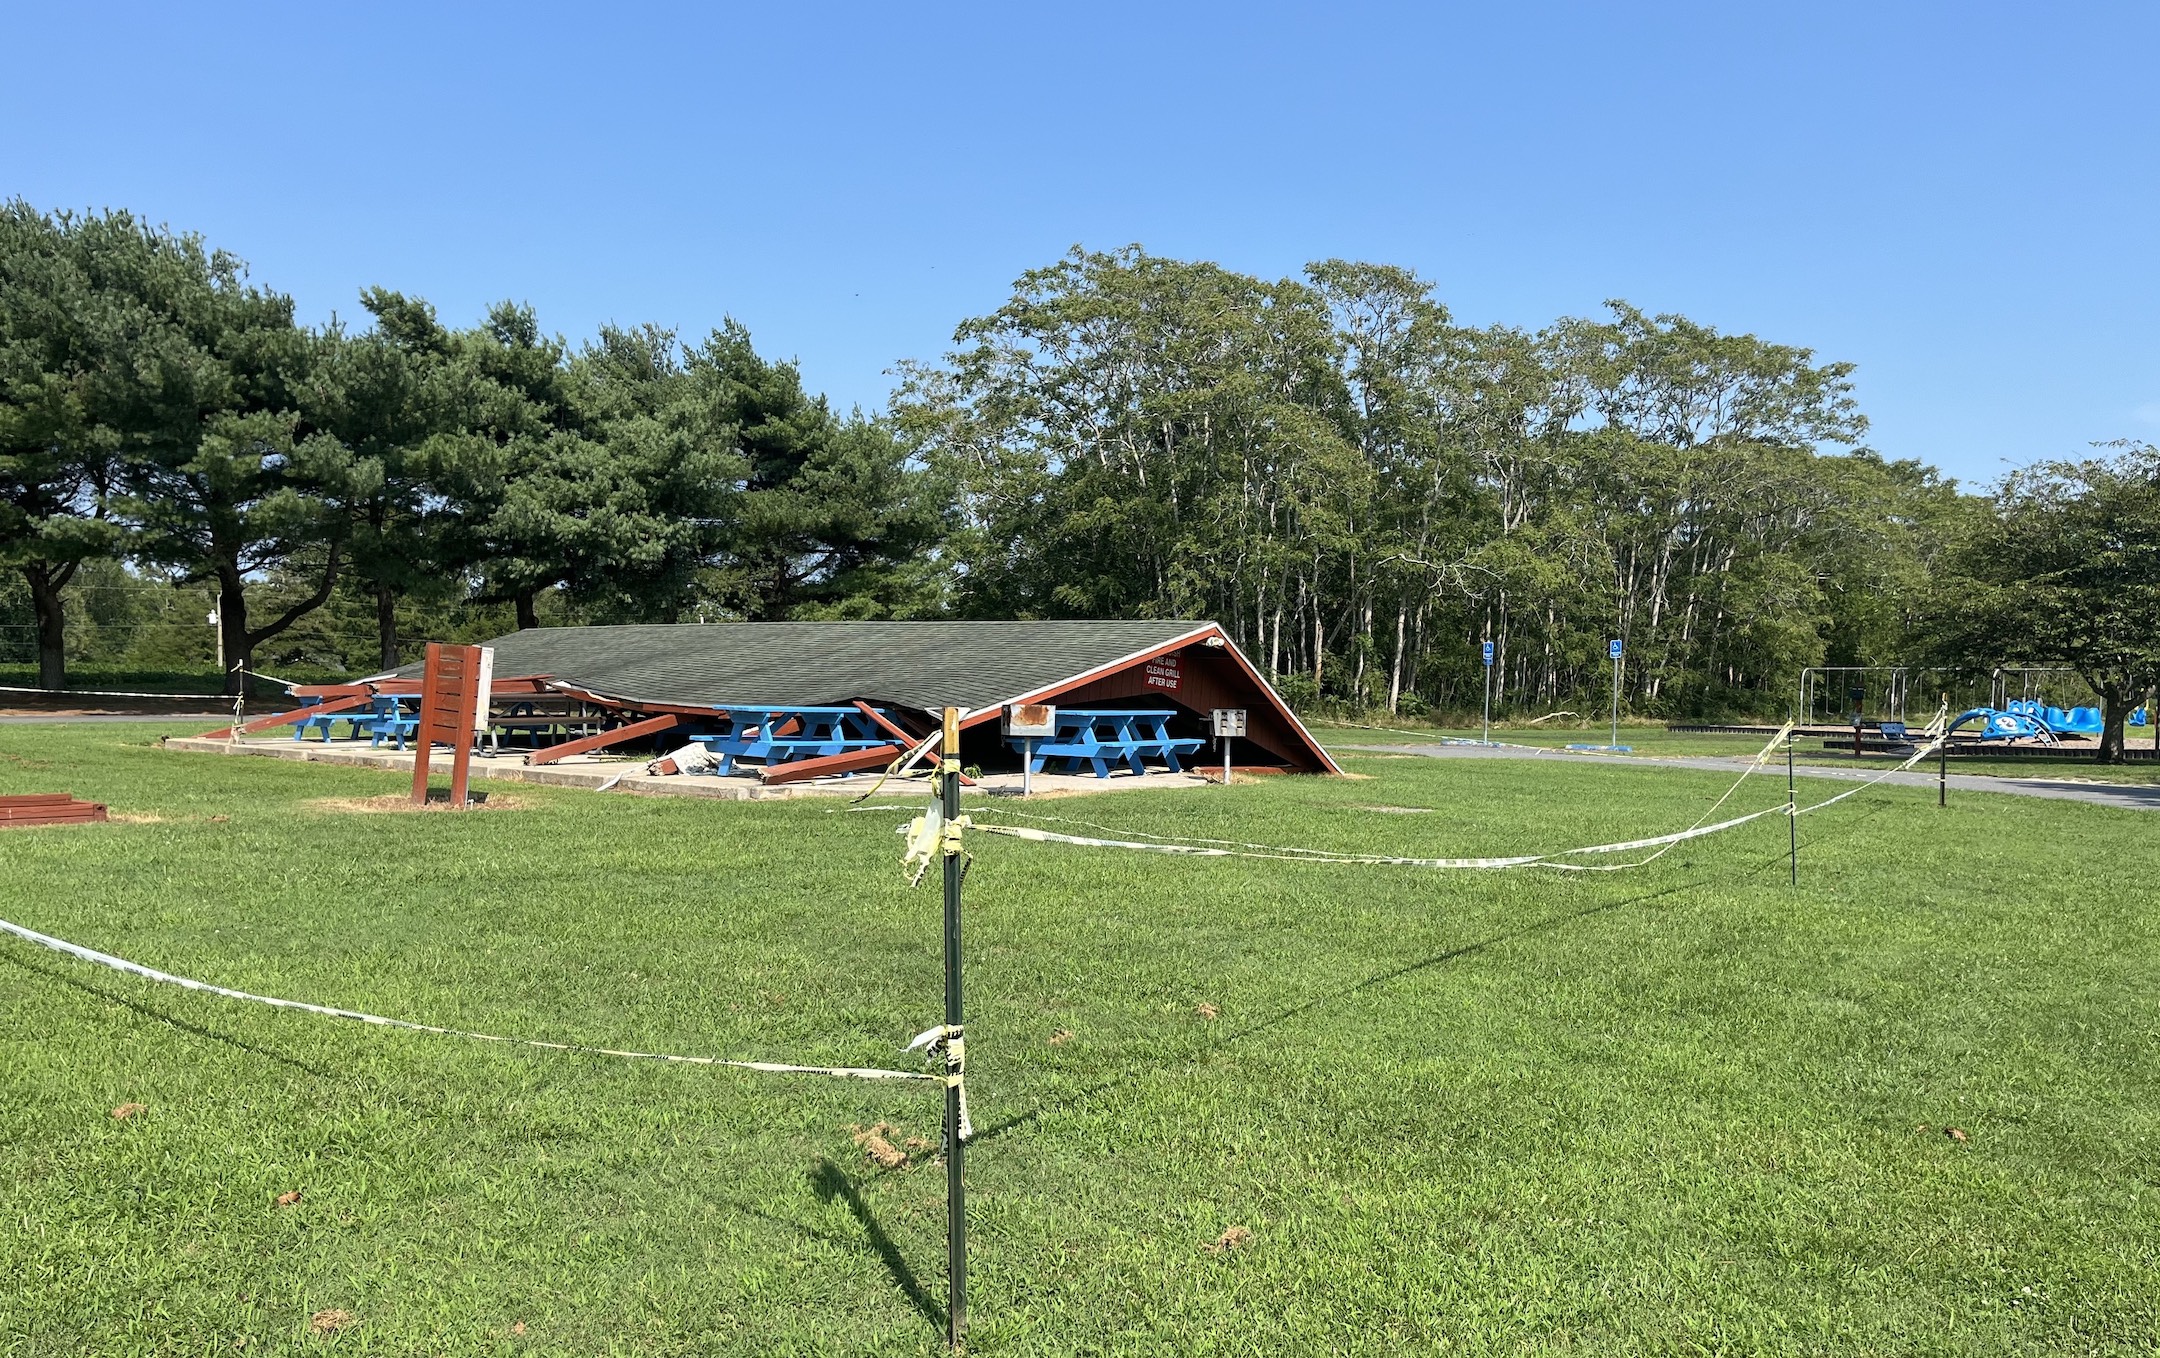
940, 707, 966, 1352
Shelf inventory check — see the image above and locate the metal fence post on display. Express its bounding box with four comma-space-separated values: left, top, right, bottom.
1787, 712, 1798, 887
940, 707, 967, 1352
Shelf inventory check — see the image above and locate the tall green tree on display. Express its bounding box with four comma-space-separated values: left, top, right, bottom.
457, 302, 584, 630
1929, 445, 2160, 761
105, 223, 373, 692
690, 322, 943, 620
310, 288, 489, 667
0, 203, 128, 687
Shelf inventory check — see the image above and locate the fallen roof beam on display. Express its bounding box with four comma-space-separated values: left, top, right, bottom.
524, 712, 682, 767
756, 743, 903, 785
199, 692, 374, 740
851, 701, 977, 786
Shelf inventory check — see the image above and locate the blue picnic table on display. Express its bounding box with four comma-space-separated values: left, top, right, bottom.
1006, 708, 1205, 778
292, 694, 419, 750
690, 706, 900, 775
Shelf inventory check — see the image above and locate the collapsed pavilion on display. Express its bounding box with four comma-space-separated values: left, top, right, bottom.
233, 620, 1339, 782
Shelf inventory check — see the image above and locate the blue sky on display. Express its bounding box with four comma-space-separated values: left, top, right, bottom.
5, 2, 2154, 486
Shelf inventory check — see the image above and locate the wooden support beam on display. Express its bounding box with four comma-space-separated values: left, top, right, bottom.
199, 692, 373, 740
756, 742, 903, 785
851, 701, 978, 786
525, 712, 681, 766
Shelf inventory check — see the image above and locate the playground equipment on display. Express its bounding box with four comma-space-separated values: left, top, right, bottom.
1799, 667, 1991, 730
1802, 666, 2143, 740
2006, 700, 2103, 738
1948, 707, 2058, 744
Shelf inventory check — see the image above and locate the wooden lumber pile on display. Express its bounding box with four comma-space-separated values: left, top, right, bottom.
0, 793, 110, 827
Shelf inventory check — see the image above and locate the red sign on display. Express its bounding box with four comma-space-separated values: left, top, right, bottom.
1143, 652, 1181, 691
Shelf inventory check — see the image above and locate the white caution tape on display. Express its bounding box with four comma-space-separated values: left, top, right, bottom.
0, 915, 942, 1085
0, 684, 232, 701
964, 723, 1945, 874
968, 804, 1791, 871
907, 1023, 972, 1141
1791, 732, 1947, 814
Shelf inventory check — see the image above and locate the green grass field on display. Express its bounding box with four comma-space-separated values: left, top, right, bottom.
2, 723, 2156, 1354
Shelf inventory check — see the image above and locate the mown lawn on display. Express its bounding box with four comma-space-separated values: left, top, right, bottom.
1, 723, 2156, 1355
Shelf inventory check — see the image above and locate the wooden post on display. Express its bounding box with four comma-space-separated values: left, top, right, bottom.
941, 706, 967, 1352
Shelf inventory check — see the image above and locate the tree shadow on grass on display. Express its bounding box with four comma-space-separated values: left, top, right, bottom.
809, 1157, 946, 1333
0, 947, 331, 1078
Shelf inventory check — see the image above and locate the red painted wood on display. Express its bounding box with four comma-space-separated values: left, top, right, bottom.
525, 712, 680, 766
0, 793, 109, 825
412, 642, 485, 806
966, 627, 1337, 773
756, 742, 904, 784
199, 692, 374, 740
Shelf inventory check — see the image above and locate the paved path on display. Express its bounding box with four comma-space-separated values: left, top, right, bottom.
1340, 741, 2160, 813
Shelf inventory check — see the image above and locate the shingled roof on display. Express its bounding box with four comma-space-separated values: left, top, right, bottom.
390, 620, 1214, 713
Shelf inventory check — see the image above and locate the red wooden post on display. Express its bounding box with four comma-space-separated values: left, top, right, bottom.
412, 642, 488, 807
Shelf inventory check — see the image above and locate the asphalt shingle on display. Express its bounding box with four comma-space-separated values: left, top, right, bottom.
390, 620, 1213, 713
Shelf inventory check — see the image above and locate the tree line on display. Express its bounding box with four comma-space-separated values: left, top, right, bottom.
5, 212, 2155, 749
0, 203, 940, 690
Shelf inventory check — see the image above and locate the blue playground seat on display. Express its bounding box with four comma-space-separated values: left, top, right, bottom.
2050, 706, 2103, 736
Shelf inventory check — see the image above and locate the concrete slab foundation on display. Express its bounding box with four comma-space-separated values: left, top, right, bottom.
161, 735, 1213, 800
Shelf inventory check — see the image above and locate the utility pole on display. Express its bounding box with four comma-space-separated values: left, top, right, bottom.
940, 707, 967, 1352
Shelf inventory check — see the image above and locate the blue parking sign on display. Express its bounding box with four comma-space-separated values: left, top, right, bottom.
1481, 641, 1494, 666
1608, 638, 1623, 660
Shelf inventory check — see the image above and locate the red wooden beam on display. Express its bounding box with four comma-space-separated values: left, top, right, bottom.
525, 712, 681, 766
200, 692, 374, 740
850, 701, 976, 786
756, 742, 903, 785
540, 682, 732, 721
0, 793, 108, 826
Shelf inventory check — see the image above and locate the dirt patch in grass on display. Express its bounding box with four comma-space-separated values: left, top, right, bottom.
850, 1122, 910, 1169
1353, 804, 1433, 814
308, 792, 527, 814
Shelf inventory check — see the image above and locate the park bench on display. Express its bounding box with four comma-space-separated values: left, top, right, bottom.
1006, 707, 1204, 778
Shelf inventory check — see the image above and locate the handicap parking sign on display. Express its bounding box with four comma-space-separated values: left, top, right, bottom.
1482, 641, 1494, 666
1609, 638, 1623, 660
